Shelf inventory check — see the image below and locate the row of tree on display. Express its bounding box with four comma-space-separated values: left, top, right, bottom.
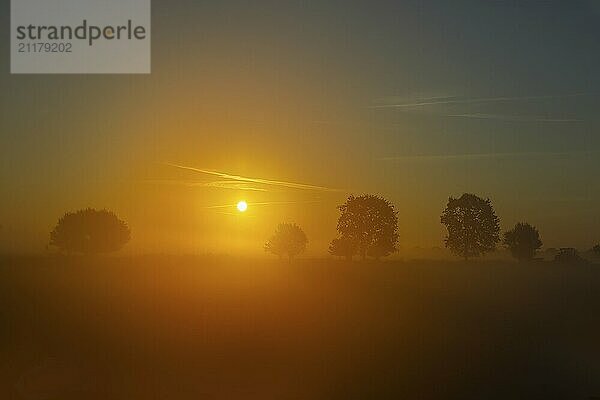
48, 194, 593, 262
265, 193, 547, 262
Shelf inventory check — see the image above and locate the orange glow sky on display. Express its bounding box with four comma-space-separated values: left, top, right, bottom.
1, 1, 600, 255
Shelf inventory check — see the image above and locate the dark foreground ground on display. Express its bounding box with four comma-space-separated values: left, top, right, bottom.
1, 256, 599, 399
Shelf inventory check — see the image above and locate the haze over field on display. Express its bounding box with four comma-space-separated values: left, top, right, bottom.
1, 256, 599, 399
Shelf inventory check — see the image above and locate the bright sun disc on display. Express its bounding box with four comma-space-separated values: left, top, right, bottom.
237, 201, 248, 212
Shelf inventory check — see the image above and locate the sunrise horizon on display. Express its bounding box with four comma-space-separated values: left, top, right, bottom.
2, 1, 600, 398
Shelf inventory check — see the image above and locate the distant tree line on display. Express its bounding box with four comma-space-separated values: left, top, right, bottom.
265, 192, 550, 262
50, 193, 596, 262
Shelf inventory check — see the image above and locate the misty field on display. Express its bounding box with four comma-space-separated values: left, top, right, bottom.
1, 256, 600, 399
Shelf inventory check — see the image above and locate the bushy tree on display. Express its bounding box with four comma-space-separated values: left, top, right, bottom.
440, 193, 500, 260
329, 236, 356, 260
49, 208, 130, 254
593, 244, 600, 255
503, 222, 543, 261
264, 223, 308, 260
332, 194, 399, 260
367, 241, 396, 260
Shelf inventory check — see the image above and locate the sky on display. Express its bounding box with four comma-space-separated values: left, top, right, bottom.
1, 0, 600, 255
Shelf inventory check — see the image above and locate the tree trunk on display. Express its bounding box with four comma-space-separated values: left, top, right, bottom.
464, 231, 469, 261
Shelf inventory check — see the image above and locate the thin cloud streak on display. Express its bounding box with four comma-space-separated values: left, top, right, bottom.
165, 163, 340, 192
204, 181, 270, 191
215, 211, 257, 217
205, 200, 322, 209
142, 179, 269, 192
370, 93, 593, 109
371, 95, 459, 105
379, 151, 596, 161
446, 114, 584, 123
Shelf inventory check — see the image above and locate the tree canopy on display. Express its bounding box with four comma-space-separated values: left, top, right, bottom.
440, 193, 500, 260
503, 222, 543, 261
332, 194, 398, 260
49, 208, 130, 254
264, 223, 308, 260
328, 236, 356, 260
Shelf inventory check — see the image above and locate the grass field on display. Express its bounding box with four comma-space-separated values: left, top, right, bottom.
1, 256, 599, 399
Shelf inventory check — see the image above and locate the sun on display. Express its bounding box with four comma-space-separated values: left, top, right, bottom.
236, 200, 248, 212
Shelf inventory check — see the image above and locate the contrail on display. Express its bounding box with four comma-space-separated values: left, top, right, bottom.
370, 95, 459, 105
369, 93, 593, 109
206, 200, 322, 209
378, 150, 596, 161
215, 211, 257, 217
202, 181, 270, 192
446, 114, 583, 123
143, 179, 269, 192
165, 163, 340, 192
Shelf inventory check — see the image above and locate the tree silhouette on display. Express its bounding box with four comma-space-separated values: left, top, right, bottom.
367, 241, 396, 261
503, 222, 543, 261
264, 223, 308, 260
555, 248, 587, 264
440, 193, 500, 260
49, 208, 130, 254
593, 244, 600, 256
329, 236, 356, 260
333, 194, 399, 260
